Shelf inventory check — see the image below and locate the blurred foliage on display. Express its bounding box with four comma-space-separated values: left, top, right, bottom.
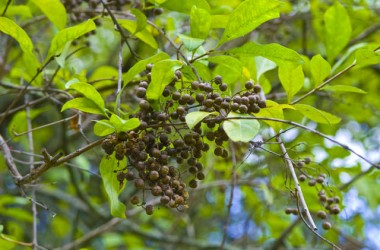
0, 0, 380, 250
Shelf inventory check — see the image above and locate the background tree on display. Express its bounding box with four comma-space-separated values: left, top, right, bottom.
0, 0, 380, 249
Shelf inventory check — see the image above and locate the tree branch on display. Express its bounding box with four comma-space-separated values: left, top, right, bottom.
0, 134, 22, 181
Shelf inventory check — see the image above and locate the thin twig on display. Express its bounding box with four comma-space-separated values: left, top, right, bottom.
220, 143, 238, 249
117, 40, 123, 115
276, 136, 317, 230
0, 134, 22, 180
1, 0, 12, 16
291, 62, 356, 105
16, 139, 103, 186
338, 166, 375, 191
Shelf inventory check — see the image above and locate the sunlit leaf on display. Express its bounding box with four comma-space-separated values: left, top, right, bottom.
293, 104, 341, 124
61, 98, 105, 115
48, 19, 96, 58
161, 0, 210, 13
324, 2, 351, 62
190, 6, 211, 39
31, 0, 67, 30
322, 85, 366, 94
122, 52, 169, 87
66, 82, 105, 111
0, 17, 34, 53
310, 54, 331, 86
255, 56, 277, 80
94, 120, 115, 136
146, 60, 183, 100
223, 112, 260, 142
109, 115, 141, 132
99, 154, 127, 218
355, 48, 380, 68
178, 34, 204, 51
256, 100, 294, 132
229, 42, 304, 69
131, 8, 147, 33
185, 111, 217, 129
218, 0, 280, 46
118, 19, 157, 49
279, 65, 304, 103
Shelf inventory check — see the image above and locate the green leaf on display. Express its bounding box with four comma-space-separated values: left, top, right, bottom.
61, 98, 105, 115
223, 112, 260, 142
209, 55, 243, 83
0, 17, 34, 53
210, 15, 229, 29
47, 19, 96, 58
94, 120, 115, 136
293, 104, 341, 124
229, 42, 304, 69
5, 5, 32, 18
99, 154, 127, 218
355, 48, 380, 68
322, 85, 367, 94
160, 0, 210, 13
218, 0, 280, 46
31, 0, 67, 30
256, 100, 294, 132
178, 34, 204, 51
66, 82, 105, 111
122, 52, 169, 87
185, 111, 217, 129
278, 65, 304, 103
131, 8, 147, 33
324, 2, 351, 62
109, 115, 140, 132
255, 56, 277, 80
118, 19, 157, 49
310, 54, 331, 86
190, 6, 211, 39
146, 60, 183, 100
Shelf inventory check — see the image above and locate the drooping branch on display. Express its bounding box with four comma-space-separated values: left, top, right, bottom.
0, 134, 22, 181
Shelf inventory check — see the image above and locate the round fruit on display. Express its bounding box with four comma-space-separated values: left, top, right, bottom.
322, 221, 331, 230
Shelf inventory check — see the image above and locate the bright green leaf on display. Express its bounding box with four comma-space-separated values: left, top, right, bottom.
61, 98, 105, 115
118, 19, 157, 49
190, 6, 211, 39
47, 19, 96, 58
324, 2, 351, 62
293, 104, 341, 124
146, 60, 183, 100
223, 112, 260, 142
5, 5, 32, 18
279, 65, 304, 103
185, 111, 217, 129
310, 54, 331, 86
31, 0, 67, 30
355, 49, 380, 68
66, 82, 105, 111
94, 120, 115, 136
161, 0, 210, 13
218, 0, 280, 46
209, 55, 243, 83
0, 17, 34, 53
210, 15, 229, 29
255, 100, 294, 132
229, 42, 304, 69
99, 154, 127, 218
322, 85, 367, 94
178, 34, 204, 51
122, 52, 169, 87
131, 8, 147, 33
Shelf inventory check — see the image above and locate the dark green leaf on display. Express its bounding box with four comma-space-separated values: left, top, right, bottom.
47, 19, 96, 58
31, 0, 67, 30
324, 2, 351, 62
190, 6, 211, 39
293, 104, 341, 124
310, 54, 331, 86
99, 154, 127, 218
218, 0, 280, 46
223, 112, 260, 142
229, 42, 304, 69
146, 60, 183, 100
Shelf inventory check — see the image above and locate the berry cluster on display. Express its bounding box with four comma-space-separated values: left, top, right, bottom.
101, 64, 267, 215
